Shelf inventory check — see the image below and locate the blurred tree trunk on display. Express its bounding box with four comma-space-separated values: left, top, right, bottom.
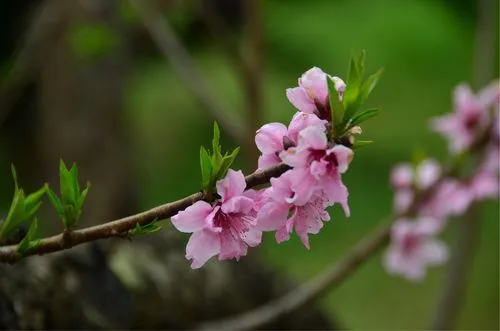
0, 1, 336, 330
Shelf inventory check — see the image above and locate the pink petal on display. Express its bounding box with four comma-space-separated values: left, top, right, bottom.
297, 126, 328, 151
321, 174, 350, 217
275, 220, 292, 243
241, 227, 262, 247
391, 164, 414, 189
219, 231, 247, 261
418, 239, 448, 266
286, 87, 316, 113
327, 145, 353, 173
171, 201, 213, 233
269, 171, 294, 203
310, 159, 328, 179
257, 153, 281, 171
221, 196, 254, 214
186, 229, 221, 269
300, 67, 328, 102
255, 123, 287, 154
416, 159, 441, 190
279, 147, 307, 168
287, 168, 319, 206
256, 201, 289, 231
287, 112, 327, 143
217, 169, 246, 201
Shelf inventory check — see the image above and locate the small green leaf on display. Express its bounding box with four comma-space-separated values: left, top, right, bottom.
46, 185, 64, 217
60, 160, 76, 205
217, 147, 240, 181
211, 122, 223, 177
200, 146, 213, 189
69, 163, 81, 200
76, 183, 91, 211
357, 68, 384, 108
25, 186, 46, 211
17, 218, 39, 256
129, 222, 162, 236
11, 164, 19, 191
343, 52, 364, 119
348, 108, 380, 128
0, 190, 26, 240
328, 77, 345, 132
352, 140, 374, 150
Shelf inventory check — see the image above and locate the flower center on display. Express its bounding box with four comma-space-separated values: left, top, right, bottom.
213, 206, 231, 230
401, 233, 420, 255
464, 112, 480, 132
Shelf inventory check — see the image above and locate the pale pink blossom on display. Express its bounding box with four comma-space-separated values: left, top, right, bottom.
171, 170, 261, 269
431, 82, 499, 154
256, 171, 331, 249
286, 67, 345, 120
255, 112, 327, 170
390, 159, 441, 214
384, 218, 448, 281
280, 126, 352, 214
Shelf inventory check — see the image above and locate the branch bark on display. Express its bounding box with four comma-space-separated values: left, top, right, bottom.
0, 164, 289, 263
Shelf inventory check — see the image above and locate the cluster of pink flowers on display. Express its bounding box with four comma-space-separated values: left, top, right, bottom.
172, 67, 355, 268
384, 81, 500, 281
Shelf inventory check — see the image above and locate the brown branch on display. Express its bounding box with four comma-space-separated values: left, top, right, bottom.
128, 0, 247, 146
197, 222, 391, 330
429, 206, 480, 330
0, 164, 290, 264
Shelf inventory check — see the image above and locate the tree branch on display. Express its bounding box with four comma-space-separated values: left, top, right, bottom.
0, 164, 290, 264
129, 0, 247, 146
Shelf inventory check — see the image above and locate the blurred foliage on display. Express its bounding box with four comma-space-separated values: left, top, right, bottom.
0, 0, 498, 329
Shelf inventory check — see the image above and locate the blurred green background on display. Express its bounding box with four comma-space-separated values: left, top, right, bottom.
1, 0, 498, 329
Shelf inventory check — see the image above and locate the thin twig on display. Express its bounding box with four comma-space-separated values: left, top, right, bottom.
0, 164, 289, 263
129, 0, 246, 146
430, 0, 496, 328
0, 0, 63, 129
430, 206, 480, 330
197, 222, 391, 330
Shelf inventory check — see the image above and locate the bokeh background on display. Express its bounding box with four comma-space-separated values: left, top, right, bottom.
0, 0, 498, 329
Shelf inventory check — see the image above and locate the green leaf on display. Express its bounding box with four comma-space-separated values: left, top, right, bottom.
63, 205, 77, 228
348, 108, 380, 128
17, 218, 39, 256
200, 146, 213, 189
352, 140, 374, 150
328, 77, 344, 132
76, 183, 91, 212
357, 68, 384, 108
217, 147, 240, 181
11, 164, 19, 191
25, 186, 46, 211
1, 188, 26, 231
129, 222, 162, 236
46, 185, 64, 217
211, 122, 223, 176
343, 52, 364, 120
59, 160, 76, 205
69, 163, 80, 201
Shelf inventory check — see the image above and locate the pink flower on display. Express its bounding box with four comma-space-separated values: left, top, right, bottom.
256, 171, 331, 249
384, 218, 448, 281
171, 170, 262, 269
280, 126, 352, 215
431, 82, 499, 154
390, 159, 441, 214
286, 67, 345, 120
255, 112, 327, 170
